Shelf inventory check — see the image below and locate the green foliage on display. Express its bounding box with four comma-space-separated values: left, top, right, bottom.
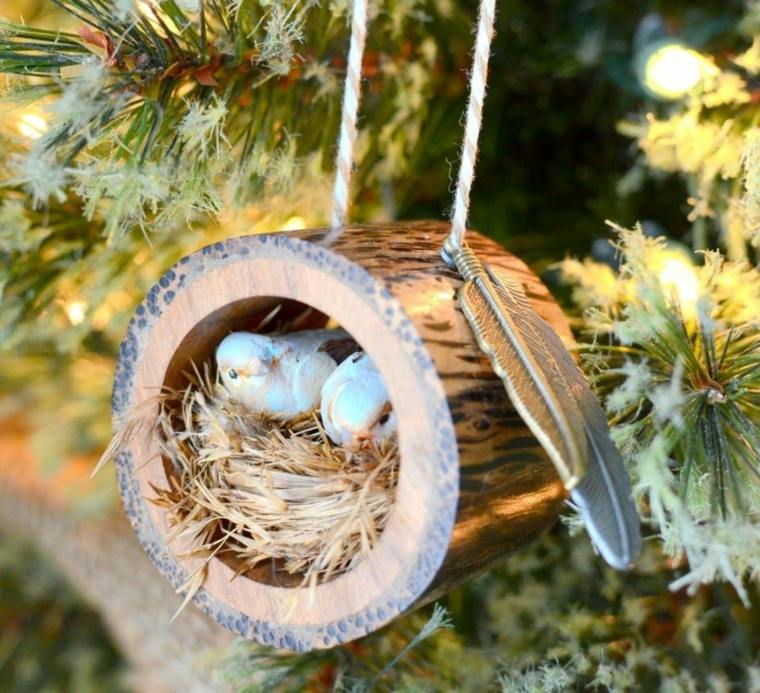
0, 0, 470, 237
216, 604, 455, 692
561, 225, 760, 603
214, 535, 760, 691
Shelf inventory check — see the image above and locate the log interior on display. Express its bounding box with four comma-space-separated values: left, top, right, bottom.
161, 296, 382, 588
163, 296, 329, 393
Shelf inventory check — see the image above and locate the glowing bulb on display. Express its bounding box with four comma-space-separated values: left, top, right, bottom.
279, 216, 306, 231
658, 255, 699, 308
642, 43, 715, 100
65, 300, 87, 326
17, 112, 47, 140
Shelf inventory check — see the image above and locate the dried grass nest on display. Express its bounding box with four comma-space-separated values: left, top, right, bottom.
150, 367, 400, 600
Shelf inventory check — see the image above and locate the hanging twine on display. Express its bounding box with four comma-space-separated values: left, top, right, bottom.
326, 0, 369, 245
447, 0, 497, 252
327, 0, 496, 252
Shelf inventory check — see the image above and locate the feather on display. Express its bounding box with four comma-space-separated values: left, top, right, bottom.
319, 336, 361, 364
445, 242, 641, 569
456, 254, 589, 487
488, 265, 641, 569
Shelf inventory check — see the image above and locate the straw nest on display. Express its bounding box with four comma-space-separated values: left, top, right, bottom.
148, 367, 400, 603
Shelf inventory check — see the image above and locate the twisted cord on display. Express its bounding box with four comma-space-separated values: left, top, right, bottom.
326, 0, 369, 245
327, 0, 496, 250
447, 0, 497, 251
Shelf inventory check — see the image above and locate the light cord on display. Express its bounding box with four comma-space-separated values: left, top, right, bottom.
326, 0, 369, 245
446, 0, 497, 253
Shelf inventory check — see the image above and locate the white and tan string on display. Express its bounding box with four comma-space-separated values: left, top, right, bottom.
447, 0, 497, 252
327, 0, 497, 251
326, 0, 369, 244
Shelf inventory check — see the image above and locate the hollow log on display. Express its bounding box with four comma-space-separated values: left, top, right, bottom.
112, 221, 569, 651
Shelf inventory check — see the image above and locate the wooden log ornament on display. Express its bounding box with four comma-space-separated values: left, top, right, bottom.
112, 221, 570, 651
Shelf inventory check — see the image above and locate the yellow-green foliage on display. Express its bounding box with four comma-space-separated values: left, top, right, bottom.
631, 40, 760, 258
561, 224, 760, 603
0, 1, 459, 238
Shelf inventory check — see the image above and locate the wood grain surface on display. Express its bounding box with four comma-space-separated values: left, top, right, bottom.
112, 222, 568, 650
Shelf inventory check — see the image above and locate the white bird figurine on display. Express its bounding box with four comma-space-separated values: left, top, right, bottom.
320, 352, 397, 449
216, 330, 348, 420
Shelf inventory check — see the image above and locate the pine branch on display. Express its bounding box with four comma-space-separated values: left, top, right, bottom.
0, 1, 470, 239
560, 224, 760, 600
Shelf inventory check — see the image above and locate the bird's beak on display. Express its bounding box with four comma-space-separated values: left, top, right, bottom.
354, 433, 373, 450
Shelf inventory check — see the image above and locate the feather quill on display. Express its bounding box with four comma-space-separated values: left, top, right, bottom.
452, 247, 589, 487
444, 242, 641, 569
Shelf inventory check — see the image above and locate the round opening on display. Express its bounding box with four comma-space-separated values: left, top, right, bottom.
117, 230, 459, 637
159, 296, 400, 588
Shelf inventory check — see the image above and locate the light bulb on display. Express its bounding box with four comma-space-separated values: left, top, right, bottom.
279, 216, 306, 231
641, 42, 715, 100
657, 254, 699, 308
17, 112, 47, 140
65, 300, 88, 326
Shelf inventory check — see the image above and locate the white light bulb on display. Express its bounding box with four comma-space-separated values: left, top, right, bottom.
17, 112, 47, 140
65, 300, 88, 326
658, 255, 699, 308
279, 216, 306, 231
643, 43, 714, 100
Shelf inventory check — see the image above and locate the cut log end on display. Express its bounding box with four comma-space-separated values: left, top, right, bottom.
112, 222, 567, 650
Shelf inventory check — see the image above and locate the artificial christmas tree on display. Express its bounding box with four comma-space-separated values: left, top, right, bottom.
0, 0, 758, 690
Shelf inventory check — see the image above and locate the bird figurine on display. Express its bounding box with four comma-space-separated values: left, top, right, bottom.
320, 352, 397, 449
216, 330, 349, 420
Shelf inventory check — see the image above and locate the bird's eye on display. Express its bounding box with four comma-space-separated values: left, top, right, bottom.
228, 369, 238, 380
378, 412, 390, 425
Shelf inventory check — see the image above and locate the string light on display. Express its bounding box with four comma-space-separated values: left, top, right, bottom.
16, 112, 47, 139
656, 252, 699, 309
642, 42, 715, 100
279, 216, 306, 231
65, 300, 87, 326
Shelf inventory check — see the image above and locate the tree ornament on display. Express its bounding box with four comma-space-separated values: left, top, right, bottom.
320, 351, 397, 449
216, 330, 345, 420
105, 0, 641, 652
112, 222, 575, 650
